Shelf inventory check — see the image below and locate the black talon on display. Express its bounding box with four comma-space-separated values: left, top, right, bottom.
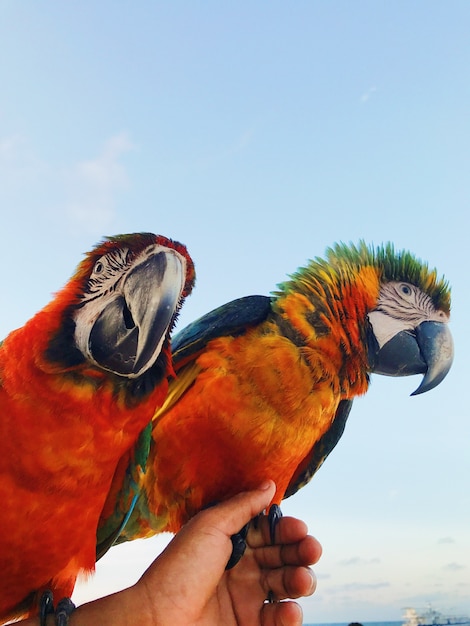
225, 504, 283, 570
226, 522, 249, 570
266, 589, 277, 603
38, 592, 76, 626
204, 501, 250, 570
55, 597, 76, 626
268, 503, 283, 544
39, 591, 54, 626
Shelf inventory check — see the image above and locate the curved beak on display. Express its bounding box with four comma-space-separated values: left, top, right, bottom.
411, 321, 454, 395
372, 321, 454, 396
89, 250, 185, 377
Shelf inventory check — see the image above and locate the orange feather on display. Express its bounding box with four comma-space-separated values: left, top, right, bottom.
0, 233, 194, 622
130, 270, 377, 535
106, 242, 451, 551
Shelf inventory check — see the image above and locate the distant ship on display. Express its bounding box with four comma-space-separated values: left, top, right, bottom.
403, 607, 470, 626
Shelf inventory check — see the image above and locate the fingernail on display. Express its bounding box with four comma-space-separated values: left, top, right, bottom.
258, 480, 273, 491
307, 570, 317, 595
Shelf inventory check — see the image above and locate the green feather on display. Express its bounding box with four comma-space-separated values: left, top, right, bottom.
275, 241, 451, 313
96, 422, 152, 560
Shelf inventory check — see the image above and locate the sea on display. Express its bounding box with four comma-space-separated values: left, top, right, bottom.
305, 622, 403, 626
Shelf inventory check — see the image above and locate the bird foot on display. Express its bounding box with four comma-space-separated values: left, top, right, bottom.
267, 503, 283, 544
266, 503, 283, 604
225, 522, 249, 569
225, 503, 283, 570
39, 591, 76, 626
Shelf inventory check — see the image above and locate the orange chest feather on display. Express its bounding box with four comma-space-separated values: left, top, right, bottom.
149, 327, 355, 528
0, 343, 164, 618
0, 365, 159, 485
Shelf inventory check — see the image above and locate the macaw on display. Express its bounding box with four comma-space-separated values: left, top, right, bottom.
97, 241, 453, 569
0, 233, 195, 624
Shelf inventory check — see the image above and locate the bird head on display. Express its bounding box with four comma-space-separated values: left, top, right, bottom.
71, 233, 195, 378
329, 242, 453, 395
367, 279, 453, 395
275, 241, 453, 396
43, 233, 195, 385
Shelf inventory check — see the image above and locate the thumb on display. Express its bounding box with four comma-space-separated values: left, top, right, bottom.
201, 481, 277, 538
140, 482, 277, 595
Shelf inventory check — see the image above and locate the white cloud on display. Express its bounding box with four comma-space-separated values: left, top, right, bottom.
338, 556, 381, 566
442, 562, 466, 572
360, 86, 377, 103
326, 581, 390, 593
64, 132, 136, 230
0, 134, 21, 160
0, 133, 49, 184
0, 131, 136, 234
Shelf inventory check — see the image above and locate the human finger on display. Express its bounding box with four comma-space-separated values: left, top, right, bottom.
138, 482, 277, 620
261, 564, 317, 601
151, 480, 277, 586
248, 514, 309, 548
253, 534, 322, 570
190, 480, 277, 540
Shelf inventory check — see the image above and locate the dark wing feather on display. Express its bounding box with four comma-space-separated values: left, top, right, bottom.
284, 399, 354, 498
172, 295, 272, 366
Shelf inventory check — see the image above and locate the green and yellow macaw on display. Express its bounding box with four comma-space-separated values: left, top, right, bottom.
97, 241, 453, 568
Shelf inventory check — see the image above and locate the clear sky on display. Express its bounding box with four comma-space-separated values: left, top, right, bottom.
1, 1, 469, 623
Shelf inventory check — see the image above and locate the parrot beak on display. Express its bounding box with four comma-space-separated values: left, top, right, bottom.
89, 249, 185, 377
371, 321, 454, 396
411, 321, 454, 395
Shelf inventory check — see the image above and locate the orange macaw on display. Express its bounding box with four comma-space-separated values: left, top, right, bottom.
97, 241, 453, 569
0, 233, 195, 624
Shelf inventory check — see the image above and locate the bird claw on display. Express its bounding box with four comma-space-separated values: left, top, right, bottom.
39, 591, 54, 626
225, 522, 249, 569
225, 503, 283, 570
39, 591, 76, 626
266, 589, 277, 603
264, 504, 283, 605
55, 598, 76, 626
268, 503, 283, 544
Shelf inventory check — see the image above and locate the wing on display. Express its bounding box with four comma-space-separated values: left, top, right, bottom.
96, 295, 273, 550
96, 423, 152, 560
171, 295, 273, 367
154, 295, 273, 417
284, 399, 354, 498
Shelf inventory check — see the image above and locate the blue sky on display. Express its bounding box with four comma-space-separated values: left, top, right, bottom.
1, 1, 469, 622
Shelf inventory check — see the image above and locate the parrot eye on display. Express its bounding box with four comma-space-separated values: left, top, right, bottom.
93, 260, 105, 275
400, 284, 412, 296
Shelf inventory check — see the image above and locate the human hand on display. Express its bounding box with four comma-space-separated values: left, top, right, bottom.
138, 480, 322, 626
17, 481, 321, 626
